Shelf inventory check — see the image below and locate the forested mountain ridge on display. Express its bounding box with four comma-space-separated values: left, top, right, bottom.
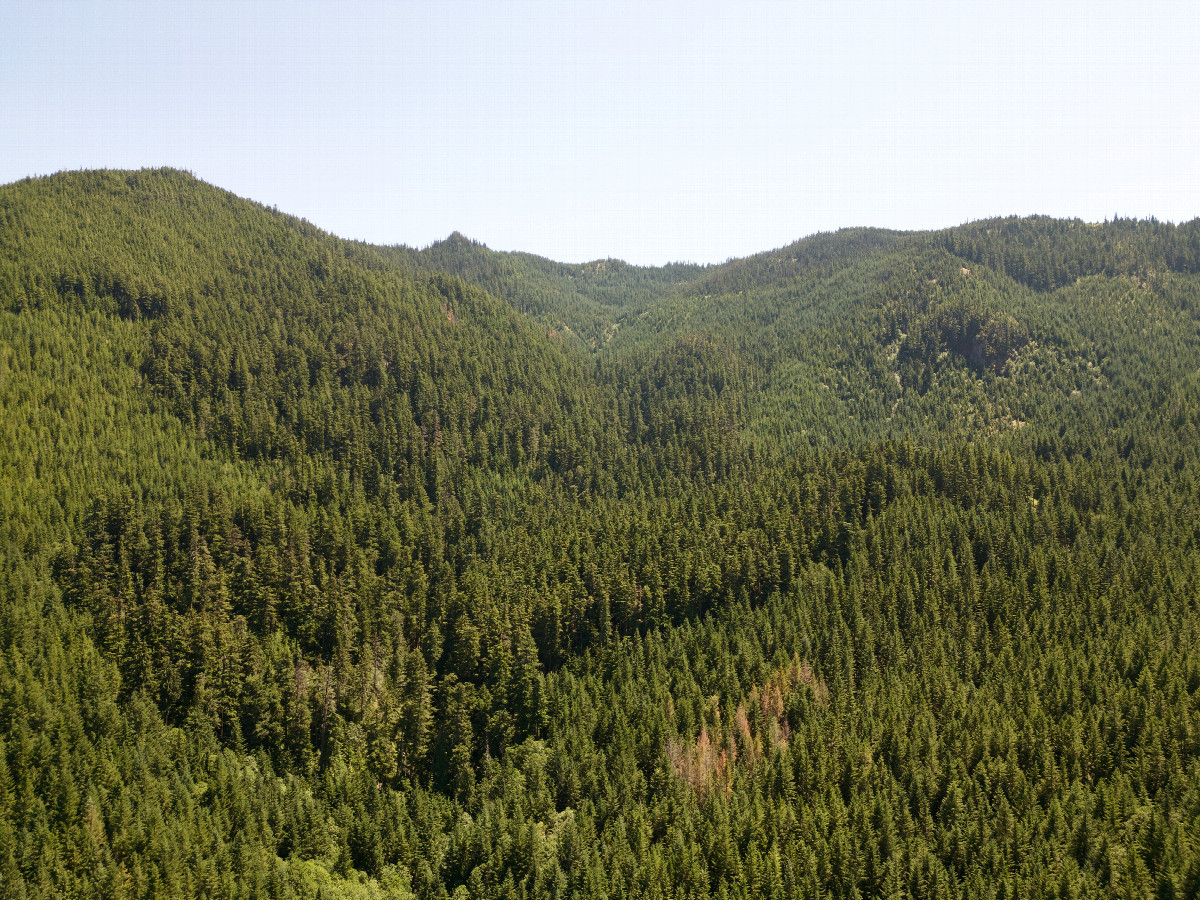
2, 168, 1199, 899
389, 232, 705, 349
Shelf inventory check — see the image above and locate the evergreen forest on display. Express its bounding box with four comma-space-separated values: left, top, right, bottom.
2, 168, 1200, 898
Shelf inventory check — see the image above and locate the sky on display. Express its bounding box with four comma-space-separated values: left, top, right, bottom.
3, 1, 1199, 266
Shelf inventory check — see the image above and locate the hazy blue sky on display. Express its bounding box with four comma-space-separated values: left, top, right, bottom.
3, 1, 1198, 264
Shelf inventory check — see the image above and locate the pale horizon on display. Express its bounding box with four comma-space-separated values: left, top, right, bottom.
4, 0, 1198, 266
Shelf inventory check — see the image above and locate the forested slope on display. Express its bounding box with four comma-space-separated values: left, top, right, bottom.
389, 233, 703, 349
2, 169, 1199, 899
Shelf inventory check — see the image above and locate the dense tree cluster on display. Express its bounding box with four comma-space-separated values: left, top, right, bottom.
1, 169, 1199, 897
939, 215, 1200, 293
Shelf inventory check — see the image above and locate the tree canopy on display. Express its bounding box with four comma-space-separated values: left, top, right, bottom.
1, 168, 1199, 898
